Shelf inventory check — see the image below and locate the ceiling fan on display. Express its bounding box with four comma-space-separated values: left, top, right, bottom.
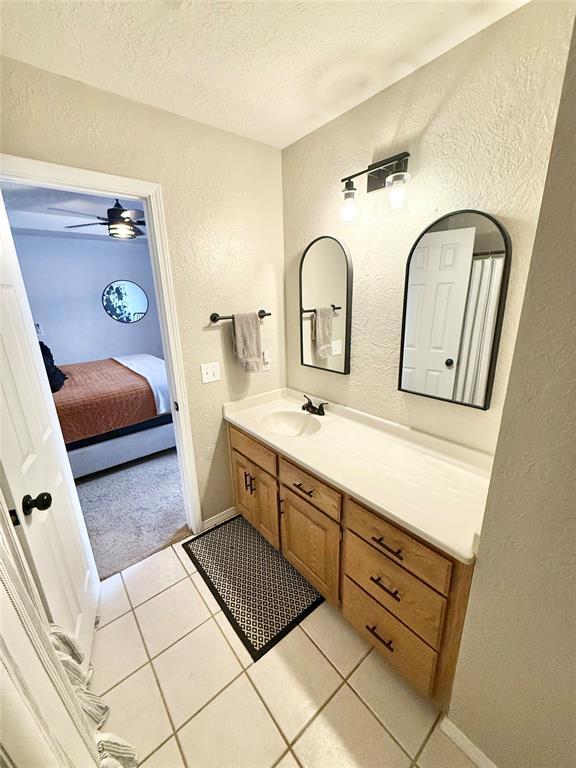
48, 198, 146, 239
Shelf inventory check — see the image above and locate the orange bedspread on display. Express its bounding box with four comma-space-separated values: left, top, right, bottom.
53, 358, 157, 444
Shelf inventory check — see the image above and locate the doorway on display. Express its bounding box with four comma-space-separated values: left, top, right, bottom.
0, 155, 202, 642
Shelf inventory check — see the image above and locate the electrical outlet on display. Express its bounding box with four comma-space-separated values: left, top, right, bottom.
200, 361, 221, 384
332, 339, 343, 355
262, 349, 271, 371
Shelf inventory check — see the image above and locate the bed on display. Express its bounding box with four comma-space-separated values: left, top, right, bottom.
54, 354, 176, 478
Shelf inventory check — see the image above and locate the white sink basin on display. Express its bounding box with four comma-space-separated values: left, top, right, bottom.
261, 410, 322, 437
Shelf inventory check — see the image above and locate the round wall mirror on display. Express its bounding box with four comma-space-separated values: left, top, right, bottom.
102, 280, 149, 323
399, 210, 511, 409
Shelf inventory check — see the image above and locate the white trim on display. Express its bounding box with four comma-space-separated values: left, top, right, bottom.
201, 506, 237, 532
0, 153, 202, 534
440, 717, 499, 768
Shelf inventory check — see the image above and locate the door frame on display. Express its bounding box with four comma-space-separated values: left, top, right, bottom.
0, 153, 203, 536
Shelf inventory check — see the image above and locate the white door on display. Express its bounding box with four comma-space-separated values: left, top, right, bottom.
402, 227, 475, 398
0, 193, 99, 658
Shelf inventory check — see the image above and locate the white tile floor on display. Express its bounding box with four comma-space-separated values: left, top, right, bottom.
94, 539, 476, 768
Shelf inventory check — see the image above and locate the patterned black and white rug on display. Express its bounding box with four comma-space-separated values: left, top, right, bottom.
182, 515, 323, 660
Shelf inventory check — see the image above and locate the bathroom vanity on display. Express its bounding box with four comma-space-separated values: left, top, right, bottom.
224, 390, 490, 709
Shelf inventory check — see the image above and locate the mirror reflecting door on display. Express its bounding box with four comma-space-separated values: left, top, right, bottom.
399, 210, 510, 409
299, 236, 353, 374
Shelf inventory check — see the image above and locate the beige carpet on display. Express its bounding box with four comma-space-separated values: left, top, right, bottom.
76, 449, 189, 579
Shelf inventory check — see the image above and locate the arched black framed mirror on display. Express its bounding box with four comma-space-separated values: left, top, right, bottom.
299, 236, 353, 375
399, 210, 511, 409
102, 280, 149, 323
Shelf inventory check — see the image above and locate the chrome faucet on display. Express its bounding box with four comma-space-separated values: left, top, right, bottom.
302, 395, 328, 416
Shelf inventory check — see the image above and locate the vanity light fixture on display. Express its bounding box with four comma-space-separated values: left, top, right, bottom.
340, 151, 410, 221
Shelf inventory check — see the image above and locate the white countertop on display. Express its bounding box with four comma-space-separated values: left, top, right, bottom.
223, 389, 492, 564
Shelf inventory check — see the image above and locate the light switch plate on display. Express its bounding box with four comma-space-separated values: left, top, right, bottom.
262, 349, 271, 371
201, 361, 221, 383
332, 339, 343, 355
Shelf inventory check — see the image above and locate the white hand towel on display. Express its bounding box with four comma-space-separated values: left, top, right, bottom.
311, 307, 333, 359
232, 312, 262, 372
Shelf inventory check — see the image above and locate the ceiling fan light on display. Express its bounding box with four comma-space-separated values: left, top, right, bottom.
108, 221, 136, 239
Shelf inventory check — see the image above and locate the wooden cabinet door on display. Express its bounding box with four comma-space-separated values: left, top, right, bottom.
253, 466, 280, 549
280, 489, 340, 604
231, 450, 256, 526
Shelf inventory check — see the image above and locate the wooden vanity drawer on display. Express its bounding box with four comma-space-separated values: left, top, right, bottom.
229, 426, 277, 477
279, 458, 341, 522
344, 531, 447, 649
345, 498, 452, 595
342, 577, 437, 696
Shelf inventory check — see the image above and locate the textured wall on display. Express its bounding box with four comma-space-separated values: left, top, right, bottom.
13, 232, 163, 365
0, 59, 285, 521
282, 2, 574, 454
449, 24, 576, 767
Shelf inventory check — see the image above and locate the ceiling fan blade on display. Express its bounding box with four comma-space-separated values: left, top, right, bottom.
120, 209, 145, 220
64, 222, 103, 229
132, 226, 145, 237
48, 207, 99, 218
134, 220, 146, 225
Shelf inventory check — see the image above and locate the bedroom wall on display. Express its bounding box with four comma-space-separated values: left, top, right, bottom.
281, 1, 575, 455
0, 57, 285, 523
12, 231, 163, 365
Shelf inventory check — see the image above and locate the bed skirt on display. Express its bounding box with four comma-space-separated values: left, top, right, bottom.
68, 422, 176, 479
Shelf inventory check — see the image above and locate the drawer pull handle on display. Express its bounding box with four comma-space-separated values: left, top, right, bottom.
249, 475, 256, 495
243, 471, 250, 491
370, 575, 401, 602
365, 624, 394, 652
293, 482, 314, 497
371, 536, 403, 561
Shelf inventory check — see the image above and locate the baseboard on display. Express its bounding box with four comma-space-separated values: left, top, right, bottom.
440, 717, 499, 768
201, 506, 237, 532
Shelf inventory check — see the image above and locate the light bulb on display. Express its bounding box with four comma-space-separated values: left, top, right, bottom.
340, 179, 357, 223
386, 172, 411, 209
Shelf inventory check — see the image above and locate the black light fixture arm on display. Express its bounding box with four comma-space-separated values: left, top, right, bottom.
341, 151, 410, 185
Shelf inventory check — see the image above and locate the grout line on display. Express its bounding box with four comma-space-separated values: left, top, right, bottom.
209, 611, 291, 751
173, 670, 245, 735
144, 614, 215, 661
97, 659, 150, 697
277, 642, 373, 754
344, 646, 374, 680
344, 680, 413, 761
119, 571, 190, 768
136, 732, 175, 766
126, 572, 189, 610
98, 573, 190, 634
290, 749, 306, 768
244, 667, 291, 749
270, 749, 291, 768
96, 606, 132, 630
289, 677, 348, 747
411, 710, 442, 766
296, 623, 349, 681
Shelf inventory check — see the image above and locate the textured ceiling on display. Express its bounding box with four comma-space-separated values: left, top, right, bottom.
0, 182, 147, 238
0, 1, 526, 147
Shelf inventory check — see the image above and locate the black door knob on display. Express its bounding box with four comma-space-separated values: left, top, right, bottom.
445, 358, 454, 368
22, 492, 52, 516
